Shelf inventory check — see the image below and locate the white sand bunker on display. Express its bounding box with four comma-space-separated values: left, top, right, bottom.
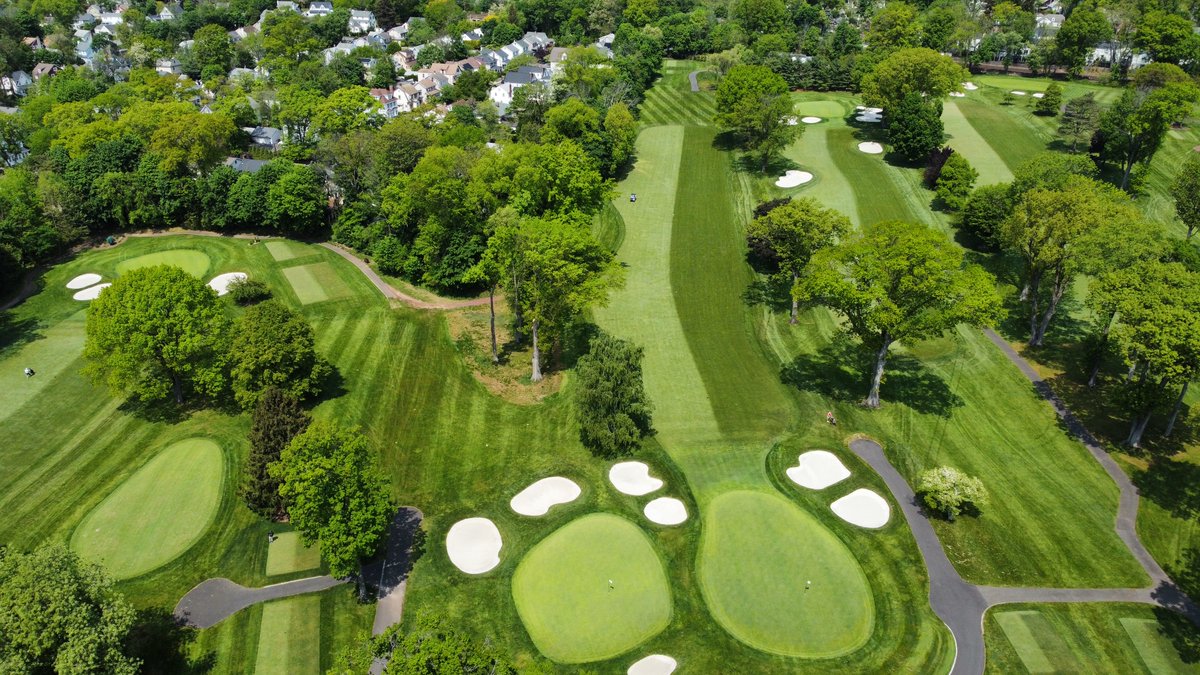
207, 272, 248, 296
831, 489, 891, 529
629, 654, 678, 675
1031, 92, 1045, 98
949, 91, 966, 98
510, 476, 581, 516
866, 107, 883, 114
66, 273, 102, 289
963, 82, 978, 90
856, 113, 882, 123
801, 116, 822, 124
610, 461, 663, 496
776, 170, 813, 188
785, 116, 798, 125
786, 450, 851, 490
445, 517, 502, 574
858, 141, 884, 155
73, 283, 111, 301
644, 497, 688, 525
1011, 90, 1026, 96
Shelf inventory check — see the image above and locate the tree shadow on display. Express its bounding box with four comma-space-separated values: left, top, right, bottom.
127, 607, 213, 674
1154, 604, 1200, 663
0, 312, 43, 359
742, 275, 792, 314
117, 396, 190, 424
1134, 456, 1200, 521
780, 338, 963, 417
360, 507, 426, 601
313, 363, 347, 405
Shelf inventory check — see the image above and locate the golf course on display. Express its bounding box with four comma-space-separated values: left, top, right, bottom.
7, 51, 1200, 673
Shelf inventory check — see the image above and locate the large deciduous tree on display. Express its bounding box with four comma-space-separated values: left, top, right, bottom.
241, 387, 311, 518
229, 300, 331, 410
1173, 153, 1200, 239
887, 92, 943, 164
1053, 8, 1112, 75
574, 333, 654, 457
859, 47, 966, 110
83, 265, 229, 404
271, 422, 393, 578
797, 220, 1001, 408
1099, 83, 1199, 190
746, 197, 850, 322
0, 545, 139, 674
714, 64, 798, 170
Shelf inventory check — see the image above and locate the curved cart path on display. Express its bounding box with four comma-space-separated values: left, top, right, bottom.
173, 575, 346, 629
845, 330, 1200, 674
688, 71, 702, 92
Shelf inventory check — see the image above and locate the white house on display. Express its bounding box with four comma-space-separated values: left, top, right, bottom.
158, 3, 183, 21
348, 9, 377, 34
369, 88, 399, 118
323, 39, 355, 64
275, 1, 299, 12
245, 126, 284, 151
305, 1, 333, 17
389, 17, 422, 42
488, 65, 550, 115
460, 27, 483, 42
98, 11, 124, 25
74, 29, 94, 63
155, 58, 182, 75
0, 71, 32, 97
395, 82, 424, 111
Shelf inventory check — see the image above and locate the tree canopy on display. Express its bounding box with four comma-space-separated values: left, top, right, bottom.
575, 333, 654, 457
714, 64, 798, 169
746, 197, 850, 322
229, 300, 331, 409
859, 48, 966, 110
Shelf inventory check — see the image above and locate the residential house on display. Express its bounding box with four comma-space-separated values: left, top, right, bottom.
305, 1, 333, 17
1089, 41, 1151, 70
74, 29, 94, 63
488, 65, 550, 115
323, 39, 355, 64
395, 81, 424, 111
22, 36, 43, 51
224, 156, 269, 173
245, 126, 284, 151
98, 11, 124, 25
348, 9, 377, 34
72, 12, 97, 30
178, 38, 194, 51
92, 23, 116, 38
392, 48, 418, 73
547, 46, 569, 72
416, 72, 449, 98
158, 3, 183, 20
31, 63, 59, 80
276, 1, 299, 12
229, 25, 258, 42
388, 17, 422, 42
156, 58, 182, 75
369, 88, 399, 118
1, 71, 32, 97
1035, 13, 1064, 39
364, 29, 390, 49
460, 27, 483, 42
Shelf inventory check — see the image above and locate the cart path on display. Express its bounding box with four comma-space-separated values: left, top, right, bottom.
688, 71, 701, 92
173, 575, 347, 629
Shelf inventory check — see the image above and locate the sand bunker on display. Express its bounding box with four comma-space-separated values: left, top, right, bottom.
775, 170, 813, 188
801, 116, 822, 124
786, 450, 851, 489
446, 517, 502, 574
831, 489, 890, 529
73, 283, 112, 301
963, 82, 978, 90
510, 477, 581, 516
1011, 90, 1026, 96
855, 113, 882, 123
858, 141, 884, 154
207, 272, 248, 296
610, 462, 664, 496
949, 91, 966, 98
628, 654, 677, 675
66, 273, 102, 289
855, 105, 866, 111
644, 497, 688, 525
1031, 92, 1045, 98
866, 107, 883, 114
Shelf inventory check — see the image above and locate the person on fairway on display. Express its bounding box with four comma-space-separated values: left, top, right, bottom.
826, 411, 836, 426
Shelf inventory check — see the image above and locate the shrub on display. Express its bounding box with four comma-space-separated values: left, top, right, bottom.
227, 278, 271, 305
1034, 82, 1063, 116
372, 236, 408, 276
959, 183, 1012, 248
917, 466, 988, 520
935, 151, 978, 211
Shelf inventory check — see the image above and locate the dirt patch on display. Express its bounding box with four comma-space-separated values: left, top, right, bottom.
445, 301, 564, 405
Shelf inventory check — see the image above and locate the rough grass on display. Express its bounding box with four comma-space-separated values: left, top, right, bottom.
512, 513, 672, 663
113, 248, 212, 278
71, 437, 224, 580
985, 603, 1200, 674
697, 489, 874, 658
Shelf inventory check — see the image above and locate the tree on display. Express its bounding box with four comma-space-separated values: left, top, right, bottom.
746, 197, 850, 322
1034, 82, 1062, 116
332, 616, 518, 675
192, 24, 233, 76
859, 47, 966, 110
888, 91, 943, 164
935, 151, 977, 211
917, 467, 988, 520
241, 387, 311, 518
0, 545, 139, 674
266, 164, 326, 233
730, 0, 787, 35
575, 333, 653, 457
958, 184, 1012, 248
714, 64, 798, 170
229, 301, 331, 410
1173, 153, 1200, 239
271, 422, 393, 578
1053, 8, 1112, 75
798, 221, 1001, 407
1135, 11, 1200, 69
149, 112, 236, 175
513, 217, 623, 381
312, 86, 380, 137
604, 102, 637, 174
866, 1, 921, 52
1056, 93, 1100, 153
1099, 83, 1199, 190
83, 265, 229, 405
1000, 177, 1134, 346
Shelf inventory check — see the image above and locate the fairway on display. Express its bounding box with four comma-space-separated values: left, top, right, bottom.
942, 101, 1013, 186
0, 311, 85, 425
114, 249, 211, 278
1121, 618, 1195, 674
265, 240, 308, 262
697, 490, 874, 657
265, 531, 321, 576
996, 610, 1079, 673
282, 262, 350, 305
511, 513, 671, 663
254, 596, 321, 675
71, 438, 224, 579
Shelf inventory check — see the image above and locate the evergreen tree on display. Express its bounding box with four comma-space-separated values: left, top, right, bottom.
1056, 93, 1100, 153
241, 387, 310, 518
887, 92, 943, 164
1034, 82, 1062, 116
935, 151, 978, 211
575, 334, 654, 457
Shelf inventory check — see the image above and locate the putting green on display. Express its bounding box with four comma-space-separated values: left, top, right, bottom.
71, 438, 224, 579
115, 249, 211, 278
512, 513, 671, 663
254, 596, 320, 675
698, 490, 874, 657
792, 100, 846, 119
265, 531, 321, 576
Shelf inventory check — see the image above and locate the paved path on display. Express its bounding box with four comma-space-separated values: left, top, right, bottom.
173, 575, 346, 629
688, 71, 702, 92
845, 330, 1200, 674
369, 507, 424, 635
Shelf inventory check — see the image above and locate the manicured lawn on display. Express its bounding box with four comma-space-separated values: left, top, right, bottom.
985, 603, 1200, 674
265, 239, 309, 262
113, 248, 212, 278
254, 596, 321, 675
71, 437, 224, 579
281, 262, 352, 305
697, 490, 874, 658
512, 513, 672, 663
942, 100, 1014, 185
265, 531, 321, 577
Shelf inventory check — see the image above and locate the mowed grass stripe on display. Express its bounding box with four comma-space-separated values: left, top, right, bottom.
0, 311, 86, 425
647, 91, 706, 126
942, 101, 1013, 185
827, 127, 925, 225
670, 126, 795, 444
1120, 618, 1194, 674
594, 125, 724, 448
254, 596, 321, 675
955, 97, 1050, 174
781, 125, 860, 224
